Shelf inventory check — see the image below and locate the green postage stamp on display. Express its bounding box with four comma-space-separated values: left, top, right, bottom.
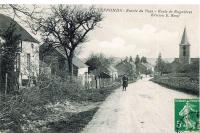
175, 99, 199, 132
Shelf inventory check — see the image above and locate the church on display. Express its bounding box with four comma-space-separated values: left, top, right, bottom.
179, 27, 190, 64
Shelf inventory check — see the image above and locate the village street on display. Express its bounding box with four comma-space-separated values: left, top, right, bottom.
81, 78, 197, 133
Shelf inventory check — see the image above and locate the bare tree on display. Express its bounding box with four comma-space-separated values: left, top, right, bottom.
0, 5, 37, 17
86, 53, 114, 76
37, 5, 103, 77
0, 4, 43, 34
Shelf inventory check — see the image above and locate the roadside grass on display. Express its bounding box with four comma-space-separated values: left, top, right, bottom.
0, 75, 124, 133
67, 83, 121, 102
44, 107, 98, 133
151, 76, 199, 96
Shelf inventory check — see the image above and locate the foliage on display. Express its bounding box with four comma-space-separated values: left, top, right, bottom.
152, 76, 199, 95
176, 59, 199, 74
135, 54, 140, 74
141, 56, 147, 63
0, 23, 21, 92
124, 56, 128, 62
86, 53, 113, 75
138, 63, 153, 75
0, 73, 121, 132
129, 56, 133, 62
160, 58, 199, 75
0, 74, 81, 132
135, 54, 140, 65
154, 53, 169, 75
115, 60, 136, 79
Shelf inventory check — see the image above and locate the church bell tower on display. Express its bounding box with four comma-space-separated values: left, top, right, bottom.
179, 27, 190, 64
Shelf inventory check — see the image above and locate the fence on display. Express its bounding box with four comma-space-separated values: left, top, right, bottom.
75, 74, 120, 90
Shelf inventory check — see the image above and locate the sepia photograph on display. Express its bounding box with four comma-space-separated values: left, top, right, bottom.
0, 3, 199, 133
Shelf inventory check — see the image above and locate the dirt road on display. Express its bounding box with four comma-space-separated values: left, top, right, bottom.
81, 78, 197, 133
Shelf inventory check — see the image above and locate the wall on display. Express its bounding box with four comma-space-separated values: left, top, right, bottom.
78, 67, 88, 76
19, 41, 39, 86
77, 67, 88, 86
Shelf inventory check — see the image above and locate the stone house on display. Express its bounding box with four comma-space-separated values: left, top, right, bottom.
0, 13, 39, 88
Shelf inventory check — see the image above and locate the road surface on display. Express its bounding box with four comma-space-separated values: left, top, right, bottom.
81, 78, 197, 133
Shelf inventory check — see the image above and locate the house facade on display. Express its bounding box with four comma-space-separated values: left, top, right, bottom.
140, 63, 154, 74
17, 41, 39, 86
105, 66, 118, 80
39, 44, 89, 86
0, 14, 39, 89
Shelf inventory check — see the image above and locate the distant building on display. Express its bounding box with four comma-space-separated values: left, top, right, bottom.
141, 63, 154, 73
98, 66, 118, 80
107, 66, 118, 80
179, 27, 190, 64
115, 60, 136, 78
0, 14, 39, 88
89, 65, 118, 80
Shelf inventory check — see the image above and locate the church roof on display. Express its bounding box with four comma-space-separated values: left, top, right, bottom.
180, 27, 190, 45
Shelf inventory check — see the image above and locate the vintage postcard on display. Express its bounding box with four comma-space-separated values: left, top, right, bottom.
0, 4, 199, 133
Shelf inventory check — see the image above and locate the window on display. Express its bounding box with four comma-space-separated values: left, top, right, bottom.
183, 46, 186, 56
31, 43, 34, 49
27, 53, 31, 70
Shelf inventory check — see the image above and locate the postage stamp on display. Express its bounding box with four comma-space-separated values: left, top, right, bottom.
175, 99, 199, 132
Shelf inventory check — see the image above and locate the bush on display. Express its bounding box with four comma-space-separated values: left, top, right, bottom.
0, 74, 122, 132
152, 76, 199, 95
0, 75, 83, 132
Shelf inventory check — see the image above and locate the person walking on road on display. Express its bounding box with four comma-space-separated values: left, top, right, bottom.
122, 74, 128, 91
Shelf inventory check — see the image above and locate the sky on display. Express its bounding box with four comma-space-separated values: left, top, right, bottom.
77, 5, 199, 58
0, 5, 199, 59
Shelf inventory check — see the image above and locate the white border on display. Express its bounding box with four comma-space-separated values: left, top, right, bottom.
0, 0, 200, 4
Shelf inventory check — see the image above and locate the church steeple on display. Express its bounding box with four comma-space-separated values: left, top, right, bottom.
179, 26, 190, 64
180, 27, 190, 45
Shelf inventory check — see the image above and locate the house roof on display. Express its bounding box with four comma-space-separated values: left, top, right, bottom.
0, 13, 39, 43
73, 56, 89, 68
54, 47, 88, 68
115, 62, 134, 76
141, 63, 154, 69
107, 66, 118, 73
180, 27, 190, 45
100, 72, 111, 78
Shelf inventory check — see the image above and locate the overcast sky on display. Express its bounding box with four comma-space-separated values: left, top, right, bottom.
78, 5, 199, 58
0, 5, 198, 59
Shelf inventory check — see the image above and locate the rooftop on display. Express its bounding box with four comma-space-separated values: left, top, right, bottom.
0, 13, 39, 43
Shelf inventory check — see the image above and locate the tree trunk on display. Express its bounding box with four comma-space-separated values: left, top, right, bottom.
7, 59, 16, 93
68, 55, 73, 79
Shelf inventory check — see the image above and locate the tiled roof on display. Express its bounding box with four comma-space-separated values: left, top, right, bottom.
0, 14, 39, 43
